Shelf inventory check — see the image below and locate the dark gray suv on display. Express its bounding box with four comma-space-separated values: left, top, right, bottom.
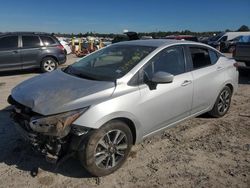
0, 32, 66, 72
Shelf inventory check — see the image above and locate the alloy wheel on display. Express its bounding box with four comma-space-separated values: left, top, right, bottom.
94, 129, 128, 169
43, 60, 56, 72
217, 89, 230, 114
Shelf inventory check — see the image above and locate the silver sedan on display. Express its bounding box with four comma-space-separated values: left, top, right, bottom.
9, 39, 238, 176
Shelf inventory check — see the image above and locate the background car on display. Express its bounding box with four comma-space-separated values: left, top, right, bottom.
207, 31, 250, 50
233, 35, 250, 69
0, 32, 66, 72
220, 36, 242, 53
112, 31, 139, 43
57, 37, 72, 55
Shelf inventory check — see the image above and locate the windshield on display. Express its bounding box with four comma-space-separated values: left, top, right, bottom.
64, 45, 155, 81
210, 33, 224, 41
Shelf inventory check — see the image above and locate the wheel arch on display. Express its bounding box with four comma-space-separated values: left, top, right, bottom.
91, 112, 141, 145
40, 55, 59, 64
225, 83, 234, 94
108, 117, 137, 145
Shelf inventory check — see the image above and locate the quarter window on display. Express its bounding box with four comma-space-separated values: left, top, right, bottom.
209, 50, 219, 64
22, 36, 41, 48
144, 46, 185, 79
0, 36, 18, 49
190, 47, 212, 69
40, 36, 56, 46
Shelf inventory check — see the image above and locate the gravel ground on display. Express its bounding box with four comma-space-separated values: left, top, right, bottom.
0, 55, 249, 188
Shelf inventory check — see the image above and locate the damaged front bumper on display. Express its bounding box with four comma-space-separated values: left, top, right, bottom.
8, 96, 90, 163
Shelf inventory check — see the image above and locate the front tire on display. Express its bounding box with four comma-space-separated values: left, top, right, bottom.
40, 57, 58, 72
78, 120, 133, 177
209, 86, 232, 117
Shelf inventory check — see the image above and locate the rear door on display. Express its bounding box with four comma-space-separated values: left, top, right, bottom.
0, 35, 21, 71
186, 45, 224, 114
20, 35, 42, 69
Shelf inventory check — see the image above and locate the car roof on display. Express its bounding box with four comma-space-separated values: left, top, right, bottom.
112, 39, 224, 56
113, 39, 199, 48
0, 32, 52, 36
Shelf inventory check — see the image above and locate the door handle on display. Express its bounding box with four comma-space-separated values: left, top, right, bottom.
181, 80, 192, 86
12, 50, 18, 54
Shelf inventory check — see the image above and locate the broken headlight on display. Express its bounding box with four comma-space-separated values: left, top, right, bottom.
29, 108, 88, 137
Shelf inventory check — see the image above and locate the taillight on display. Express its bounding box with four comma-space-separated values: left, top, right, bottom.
57, 45, 64, 51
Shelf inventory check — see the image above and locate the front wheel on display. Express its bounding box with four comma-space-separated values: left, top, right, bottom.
78, 120, 133, 177
209, 86, 232, 117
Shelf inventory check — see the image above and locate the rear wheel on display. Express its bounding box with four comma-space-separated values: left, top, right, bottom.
41, 57, 58, 72
78, 120, 133, 177
209, 86, 232, 117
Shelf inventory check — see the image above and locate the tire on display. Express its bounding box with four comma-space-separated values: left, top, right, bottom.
40, 57, 58, 72
209, 86, 232, 118
78, 120, 133, 177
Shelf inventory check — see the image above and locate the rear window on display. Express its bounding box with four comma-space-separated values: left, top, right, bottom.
22, 35, 41, 48
40, 36, 56, 46
0, 36, 18, 49
190, 47, 212, 69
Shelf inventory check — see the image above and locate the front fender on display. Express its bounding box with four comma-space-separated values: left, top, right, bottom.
73, 110, 143, 144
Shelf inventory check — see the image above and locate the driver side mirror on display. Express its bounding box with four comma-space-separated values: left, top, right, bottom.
145, 71, 174, 90
151, 71, 174, 84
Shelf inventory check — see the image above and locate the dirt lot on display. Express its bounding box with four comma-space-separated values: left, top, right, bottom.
0, 55, 249, 188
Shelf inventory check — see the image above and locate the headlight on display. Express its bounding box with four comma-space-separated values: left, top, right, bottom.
29, 108, 88, 137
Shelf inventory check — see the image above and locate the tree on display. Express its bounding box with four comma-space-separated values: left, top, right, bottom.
237, 25, 250, 32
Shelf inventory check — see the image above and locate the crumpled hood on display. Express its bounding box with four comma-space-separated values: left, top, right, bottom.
11, 69, 115, 115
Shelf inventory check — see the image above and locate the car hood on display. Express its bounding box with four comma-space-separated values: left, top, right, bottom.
11, 69, 116, 115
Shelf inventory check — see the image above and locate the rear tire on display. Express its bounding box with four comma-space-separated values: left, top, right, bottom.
78, 120, 133, 177
40, 57, 58, 72
208, 86, 232, 117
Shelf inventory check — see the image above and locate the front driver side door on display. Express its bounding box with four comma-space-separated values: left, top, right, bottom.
137, 46, 193, 137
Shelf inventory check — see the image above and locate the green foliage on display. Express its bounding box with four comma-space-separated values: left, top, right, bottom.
237, 25, 250, 32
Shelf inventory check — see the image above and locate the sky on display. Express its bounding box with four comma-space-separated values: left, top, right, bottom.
0, 0, 249, 34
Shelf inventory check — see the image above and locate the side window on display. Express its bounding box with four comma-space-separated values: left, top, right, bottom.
144, 46, 185, 80
0, 36, 18, 49
190, 47, 212, 69
22, 35, 41, 48
219, 36, 227, 42
40, 36, 56, 46
209, 50, 219, 64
